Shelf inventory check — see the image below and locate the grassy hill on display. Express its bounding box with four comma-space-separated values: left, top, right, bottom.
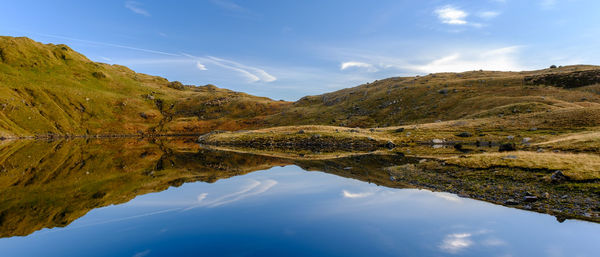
267, 66, 600, 128
1, 36, 600, 137
0, 36, 289, 138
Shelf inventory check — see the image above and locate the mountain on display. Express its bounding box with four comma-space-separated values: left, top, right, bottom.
0, 36, 289, 138
1, 36, 600, 138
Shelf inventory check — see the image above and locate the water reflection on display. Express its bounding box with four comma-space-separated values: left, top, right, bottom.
0, 138, 598, 256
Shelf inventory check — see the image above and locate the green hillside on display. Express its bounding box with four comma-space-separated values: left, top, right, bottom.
0, 36, 289, 138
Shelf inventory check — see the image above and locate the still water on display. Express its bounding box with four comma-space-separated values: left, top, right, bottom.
0, 139, 597, 257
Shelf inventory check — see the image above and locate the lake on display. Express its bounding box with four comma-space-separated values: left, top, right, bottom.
0, 138, 597, 257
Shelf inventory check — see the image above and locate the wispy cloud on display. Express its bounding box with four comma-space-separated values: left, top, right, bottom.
208, 56, 277, 82
132, 250, 151, 257
435, 5, 468, 25
185, 179, 277, 210
183, 53, 276, 82
478, 11, 501, 19
342, 190, 374, 198
210, 0, 258, 18
125, 1, 150, 16
340, 61, 378, 72
540, 0, 558, 9
37, 33, 179, 56
210, 0, 246, 12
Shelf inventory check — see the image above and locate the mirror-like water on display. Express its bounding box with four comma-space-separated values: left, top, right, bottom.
0, 139, 597, 257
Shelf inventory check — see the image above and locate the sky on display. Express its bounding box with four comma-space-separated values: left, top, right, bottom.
1, 0, 599, 100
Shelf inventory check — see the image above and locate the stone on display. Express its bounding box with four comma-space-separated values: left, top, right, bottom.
503, 155, 518, 160
504, 199, 519, 205
432, 139, 444, 144
551, 170, 569, 182
385, 141, 396, 149
394, 128, 405, 133
499, 143, 516, 152
522, 137, 532, 143
297, 130, 305, 134
507, 135, 515, 140
456, 132, 473, 137
523, 196, 538, 203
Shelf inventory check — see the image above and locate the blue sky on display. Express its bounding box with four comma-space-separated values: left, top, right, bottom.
1, 0, 599, 100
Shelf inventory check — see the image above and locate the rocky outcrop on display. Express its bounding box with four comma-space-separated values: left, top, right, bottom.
525, 69, 600, 88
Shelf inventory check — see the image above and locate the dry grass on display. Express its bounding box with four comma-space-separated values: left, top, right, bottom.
445, 151, 600, 180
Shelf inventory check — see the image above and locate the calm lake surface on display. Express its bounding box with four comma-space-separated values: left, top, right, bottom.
0, 139, 598, 257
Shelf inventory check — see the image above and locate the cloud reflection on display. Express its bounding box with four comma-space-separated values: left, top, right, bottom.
342, 190, 374, 199
185, 179, 278, 210
440, 233, 473, 253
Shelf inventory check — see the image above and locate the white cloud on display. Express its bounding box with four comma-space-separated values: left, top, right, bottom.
478, 11, 501, 19
196, 62, 207, 71
197, 193, 208, 201
440, 233, 474, 253
405, 46, 524, 73
125, 1, 150, 16
340, 61, 378, 72
435, 6, 468, 25
342, 190, 374, 198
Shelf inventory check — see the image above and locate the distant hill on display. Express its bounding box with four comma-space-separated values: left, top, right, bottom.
0, 36, 289, 138
268, 66, 600, 128
1, 36, 600, 137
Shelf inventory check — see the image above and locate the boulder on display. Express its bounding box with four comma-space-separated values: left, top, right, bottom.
551, 170, 569, 183
499, 143, 516, 152
456, 132, 473, 137
385, 141, 396, 149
